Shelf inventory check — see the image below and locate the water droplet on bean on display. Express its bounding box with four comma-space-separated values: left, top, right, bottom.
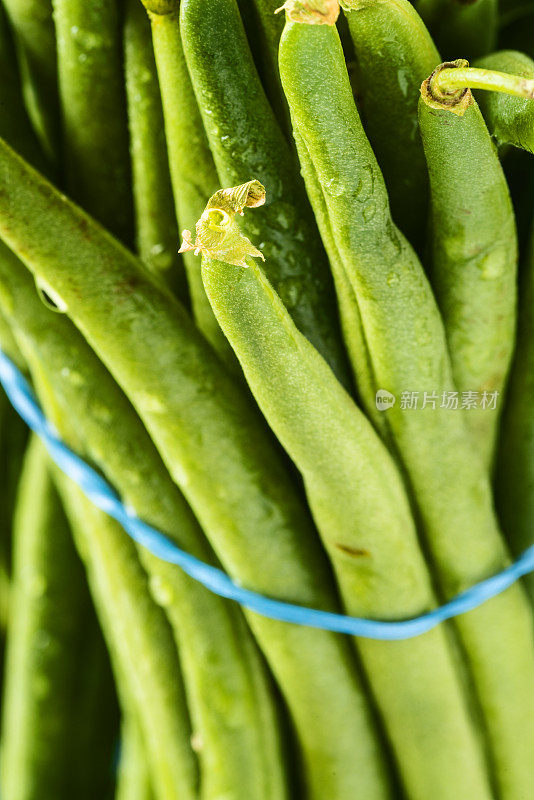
278, 277, 302, 308
35, 277, 68, 313
33, 675, 51, 698
355, 166, 374, 203
0, 283, 13, 314
324, 178, 345, 197
397, 69, 410, 98
363, 204, 376, 223
479, 250, 506, 280
149, 575, 174, 608
22, 571, 47, 598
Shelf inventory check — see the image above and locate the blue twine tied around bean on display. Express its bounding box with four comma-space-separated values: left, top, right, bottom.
1, 347, 533, 641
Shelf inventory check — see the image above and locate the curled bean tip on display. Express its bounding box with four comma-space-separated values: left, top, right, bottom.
206, 180, 266, 215
421, 60, 472, 116
179, 182, 266, 268
275, 0, 340, 25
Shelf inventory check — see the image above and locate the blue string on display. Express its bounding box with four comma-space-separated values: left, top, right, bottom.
1, 348, 533, 641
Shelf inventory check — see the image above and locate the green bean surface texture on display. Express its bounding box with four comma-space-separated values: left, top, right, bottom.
0, 138, 391, 800
0, 246, 289, 800
53, 477, 198, 800
419, 67, 517, 464
0, 437, 91, 800
141, 0, 230, 361
0, 0, 533, 796
123, 0, 184, 288
181, 0, 351, 385
279, 13, 534, 798
116, 717, 153, 800
342, 0, 440, 250
248, 0, 290, 134
0, 7, 48, 172
52, 0, 133, 242
200, 201, 493, 800
474, 50, 534, 152
1, 0, 59, 162
496, 219, 534, 597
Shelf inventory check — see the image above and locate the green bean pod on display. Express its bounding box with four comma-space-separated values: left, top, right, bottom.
141, 1, 231, 362
415, 0, 498, 61
0, 390, 11, 639
180, 0, 351, 386
52, 0, 133, 242
202, 244, 493, 800
123, 0, 185, 295
247, 0, 291, 136
0, 248, 288, 800
473, 50, 534, 153
0, 140, 392, 800
418, 67, 517, 465
0, 7, 48, 172
342, 0, 439, 251
496, 221, 534, 596
67, 618, 118, 800
1, 0, 59, 163
280, 15, 534, 798
116, 717, 153, 800
291, 127, 383, 432
0, 311, 28, 675
0, 436, 90, 800
50, 475, 198, 800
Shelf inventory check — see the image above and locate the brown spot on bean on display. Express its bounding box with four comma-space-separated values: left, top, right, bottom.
335, 543, 370, 557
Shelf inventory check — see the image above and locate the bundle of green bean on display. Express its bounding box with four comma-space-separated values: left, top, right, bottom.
0, 0, 534, 795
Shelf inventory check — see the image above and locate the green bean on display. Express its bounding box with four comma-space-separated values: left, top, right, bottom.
52, 0, 133, 242
279, 12, 534, 798
1, 0, 59, 163
341, 0, 439, 251
123, 0, 185, 297
0, 309, 25, 370
0, 436, 90, 800
0, 7, 47, 172
0, 141, 392, 800
496, 220, 534, 597
0, 312, 27, 668
180, 0, 351, 386
0, 244, 288, 800
0, 395, 10, 642
292, 127, 383, 431
116, 716, 153, 800
428, 55, 534, 245
200, 206, 493, 800
247, 0, 291, 136
415, 0, 498, 61
68, 618, 118, 800
51, 474, 198, 800
141, 1, 230, 362
0, 312, 119, 798
418, 61, 517, 464
472, 51, 534, 153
